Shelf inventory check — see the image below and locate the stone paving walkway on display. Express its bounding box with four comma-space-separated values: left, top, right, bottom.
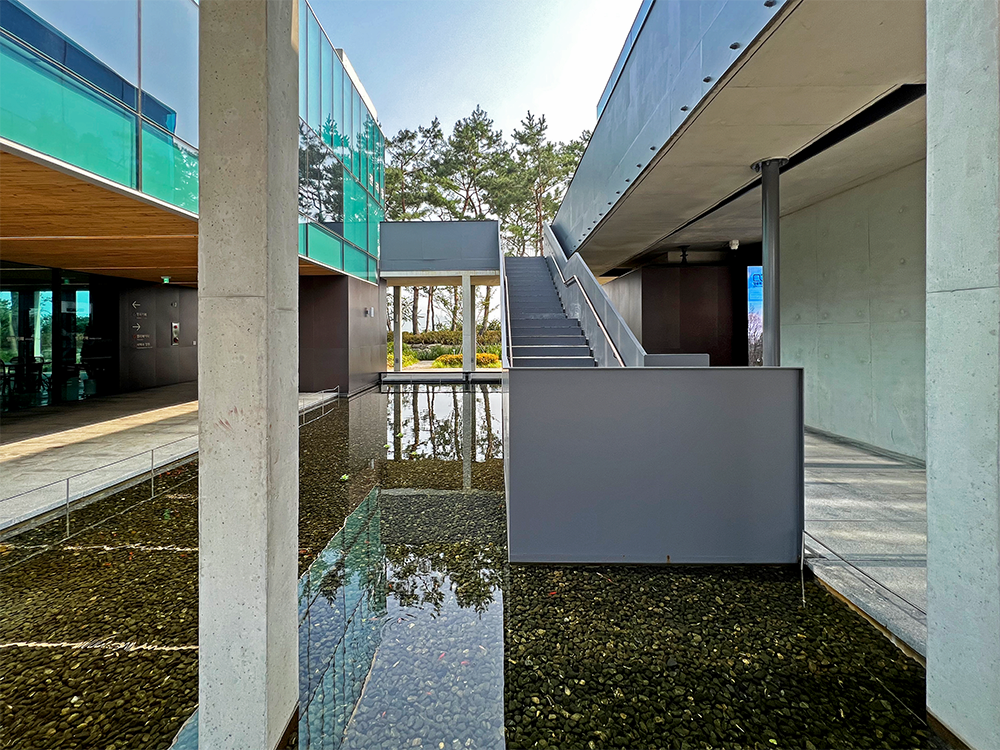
0, 384, 337, 533
804, 430, 927, 656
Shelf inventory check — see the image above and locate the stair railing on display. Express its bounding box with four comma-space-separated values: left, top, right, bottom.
498, 250, 513, 369
543, 224, 646, 367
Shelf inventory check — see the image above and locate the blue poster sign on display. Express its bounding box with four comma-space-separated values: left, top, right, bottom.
747, 266, 763, 316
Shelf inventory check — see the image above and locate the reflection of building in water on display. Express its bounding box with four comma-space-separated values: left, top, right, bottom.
299, 490, 386, 750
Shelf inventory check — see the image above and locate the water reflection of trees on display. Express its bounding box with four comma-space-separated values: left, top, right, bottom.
388, 386, 502, 462
385, 541, 505, 615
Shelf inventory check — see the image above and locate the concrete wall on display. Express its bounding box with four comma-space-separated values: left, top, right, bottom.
781, 160, 926, 460
506, 366, 804, 564
299, 274, 385, 395
118, 283, 198, 390
603, 270, 643, 342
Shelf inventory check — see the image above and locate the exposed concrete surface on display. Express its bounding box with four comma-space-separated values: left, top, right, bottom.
803, 430, 927, 656
782, 160, 926, 460
198, 0, 299, 746
925, 2, 1000, 748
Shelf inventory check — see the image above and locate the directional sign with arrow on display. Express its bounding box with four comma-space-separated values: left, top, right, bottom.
132, 323, 141, 331
131, 300, 141, 309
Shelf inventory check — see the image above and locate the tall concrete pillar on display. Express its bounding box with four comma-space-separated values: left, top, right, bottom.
198, 1, 299, 748
393, 286, 402, 372
462, 274, 475, 373
925, 2, 1000, 748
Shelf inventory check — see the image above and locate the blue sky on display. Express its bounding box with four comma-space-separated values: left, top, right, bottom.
311, 0, 643, 144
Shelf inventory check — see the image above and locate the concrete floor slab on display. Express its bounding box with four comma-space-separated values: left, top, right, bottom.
0, 386, 338, 533
804, 429, 927, 656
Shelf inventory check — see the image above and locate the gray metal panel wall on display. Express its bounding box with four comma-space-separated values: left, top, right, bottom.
380, 220, 501, 273
118, 284, 198, 391
506, 367, 803, 564
553, 0, 789, 256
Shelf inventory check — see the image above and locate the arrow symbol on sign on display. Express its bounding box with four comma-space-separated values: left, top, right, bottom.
132, 323, 141, 331
131, 301, 140, 309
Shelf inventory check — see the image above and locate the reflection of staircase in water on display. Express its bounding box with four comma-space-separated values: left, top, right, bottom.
504, 256, 597, 367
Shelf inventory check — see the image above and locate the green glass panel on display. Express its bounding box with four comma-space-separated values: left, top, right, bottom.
367, 194, 377, 258
333, 55, 345, 161
344, 77, 353, 175
0, 36, 137, 188
343, 176, 367, 251
307, 11, 321, 133
141, 123, 199, 212
368, 256, 378, 285
298, 0, 308, 121
307, 223, 343, 270
321, 40, 333, 145
298, 218, 308, 257
344, 244, 368, 280
352, 88, 361, 176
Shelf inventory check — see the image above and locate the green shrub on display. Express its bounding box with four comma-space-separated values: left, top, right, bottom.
401, 330, 501, 346
387, 341, 418, 369
431, 353, 463, 368
430, 352, 501, 369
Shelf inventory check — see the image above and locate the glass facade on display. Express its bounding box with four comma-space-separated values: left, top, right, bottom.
1, 261, 119, 411
296, 0, 384, 284
0, 0, 384, 285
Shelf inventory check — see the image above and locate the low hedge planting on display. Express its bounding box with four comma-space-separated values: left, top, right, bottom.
431, 352, 501, 369
401, 330, 501, 346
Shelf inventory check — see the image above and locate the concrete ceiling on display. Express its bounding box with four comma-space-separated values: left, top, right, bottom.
651, 97, 926, 257
579, 0, 926, 276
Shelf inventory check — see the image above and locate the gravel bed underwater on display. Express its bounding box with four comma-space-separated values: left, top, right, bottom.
1, 385, 940, 750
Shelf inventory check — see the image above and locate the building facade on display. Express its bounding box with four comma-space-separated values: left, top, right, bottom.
0, 0, 385, 410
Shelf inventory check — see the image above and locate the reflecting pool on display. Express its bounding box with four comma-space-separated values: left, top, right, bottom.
1, 384, 939, 750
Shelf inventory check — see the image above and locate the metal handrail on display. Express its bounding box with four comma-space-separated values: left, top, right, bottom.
547, 256, 626, 367
498, 250, 513, 369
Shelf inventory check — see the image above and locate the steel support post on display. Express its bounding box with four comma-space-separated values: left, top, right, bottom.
755, 158, 787, 366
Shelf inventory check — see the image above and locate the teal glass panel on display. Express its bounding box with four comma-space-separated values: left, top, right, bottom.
352, 87, 361, 176
321, 40, 333, 145
298, 217, 308, 257
307, 11, 321, 133
298, 0, 308, 121
307, 223, 343, 270
333, 54, 345, 161
344, 244, 368, 280
141, 123, 198, 212
366, 194, 377, 258
344, 77, 353, 175
369, 257, 378, 285
0, 36, 137, 188
140, 0, 199, 146
343, 176, 367, 251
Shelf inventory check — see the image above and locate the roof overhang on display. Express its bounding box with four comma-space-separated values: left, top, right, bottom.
575, 0, 926, 276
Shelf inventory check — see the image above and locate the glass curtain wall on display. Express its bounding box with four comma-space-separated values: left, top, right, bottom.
297, 0, 384, 285
0, 0, 383, 283
0, 0, 199, 212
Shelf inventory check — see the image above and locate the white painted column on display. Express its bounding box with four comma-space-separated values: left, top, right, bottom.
198, 1, 299, 748
393, 285, 402, 372
925, 2, 1000, 748
462, 274, 475, 373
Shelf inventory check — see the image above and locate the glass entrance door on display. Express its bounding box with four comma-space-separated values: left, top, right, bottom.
0, 281, 53, 409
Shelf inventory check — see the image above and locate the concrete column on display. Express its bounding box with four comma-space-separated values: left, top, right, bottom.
198, 1, 299, 748
462, 274, 475, 373
925, 2, 1000, 749
754, 158, 786, 366
393, 286, 402, 372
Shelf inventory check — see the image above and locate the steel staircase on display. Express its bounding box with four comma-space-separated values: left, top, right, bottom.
504, 256, 597, 367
